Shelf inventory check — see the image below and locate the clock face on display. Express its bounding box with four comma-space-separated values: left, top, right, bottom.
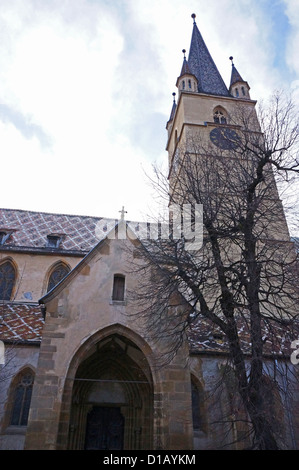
209, 127, 240, 150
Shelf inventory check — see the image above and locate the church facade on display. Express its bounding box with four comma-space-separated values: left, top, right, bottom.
0, 16, 298, 451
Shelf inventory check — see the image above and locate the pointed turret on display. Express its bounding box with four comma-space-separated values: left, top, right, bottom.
168, 92, 177, 122
166, 92, 177, 136
229, 56, 251, 99
180, 50, 192, 76
187, 14, 230, 97
166, 13, 258, 189
176, 49, 198, 95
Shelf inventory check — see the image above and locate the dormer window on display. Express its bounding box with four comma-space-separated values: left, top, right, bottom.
0, 232, 9, 245
47, 234, 62, 248
213, 109, 227, 124
0, 229, 14, 245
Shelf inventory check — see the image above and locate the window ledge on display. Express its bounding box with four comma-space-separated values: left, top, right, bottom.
5, 425, 27, 435
109, 300, 127, 306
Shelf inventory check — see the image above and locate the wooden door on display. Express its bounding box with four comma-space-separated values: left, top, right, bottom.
85, 406, 124, 450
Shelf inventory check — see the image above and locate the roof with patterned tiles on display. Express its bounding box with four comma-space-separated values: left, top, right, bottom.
0, 302, 43, 343
188, 314, 299, 357
0, 208, 106, 253
1, 299, 298, 358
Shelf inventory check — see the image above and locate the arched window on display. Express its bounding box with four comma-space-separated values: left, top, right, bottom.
47, 262, 70, 292
191, 378, 206, 433
241, 86, 246, 96
213, 108, 227, 124
260, 376, 285, 438
235, 88, 239, 97
0, 260, 16, 300
10, 370, 34, 426
112, 275, 125, 301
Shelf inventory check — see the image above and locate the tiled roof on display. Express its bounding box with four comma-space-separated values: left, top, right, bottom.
0, 208, 105, 253
1, 301, 298, 357
0, 302, 43, 343
188, 314, 299, 357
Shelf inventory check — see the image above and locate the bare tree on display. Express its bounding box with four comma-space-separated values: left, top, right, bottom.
128, 92, 299, 450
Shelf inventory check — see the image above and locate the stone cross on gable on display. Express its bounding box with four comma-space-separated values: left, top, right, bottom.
119, 206, 127, 221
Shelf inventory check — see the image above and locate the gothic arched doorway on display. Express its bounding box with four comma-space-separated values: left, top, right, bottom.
67, 333, 153, 450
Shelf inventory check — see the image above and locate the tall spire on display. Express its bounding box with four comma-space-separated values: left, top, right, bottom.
187, 14, 230, 97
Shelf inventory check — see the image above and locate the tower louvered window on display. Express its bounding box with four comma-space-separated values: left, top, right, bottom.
213, 109, 227, 124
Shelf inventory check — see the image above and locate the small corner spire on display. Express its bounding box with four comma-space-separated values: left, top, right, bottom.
178, 49, 192, 77
168, 92, 177, 123
228, 56, 251, 98
229, 56, 245, 86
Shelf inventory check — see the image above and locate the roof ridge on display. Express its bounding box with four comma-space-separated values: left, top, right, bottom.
0, 207, 104, 221
0, 300, 40, 306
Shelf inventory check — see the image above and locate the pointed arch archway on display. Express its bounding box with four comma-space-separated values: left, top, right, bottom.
57, 325, 154, 450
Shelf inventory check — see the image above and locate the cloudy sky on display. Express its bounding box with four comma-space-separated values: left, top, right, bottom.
0, 0, 298, 231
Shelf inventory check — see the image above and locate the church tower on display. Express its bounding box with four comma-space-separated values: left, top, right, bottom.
166, 13, 258, 189
166, 12, 291, 244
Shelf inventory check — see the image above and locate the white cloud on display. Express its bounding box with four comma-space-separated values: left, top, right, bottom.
1, 4, 123, 136
284, 0, 299, 78
0, 0, 297, 231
